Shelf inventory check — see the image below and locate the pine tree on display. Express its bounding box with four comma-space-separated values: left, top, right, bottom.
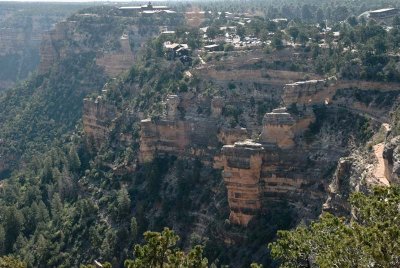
117, 188, 131, 221
130, 217, 138, 241
68, 146, 81, 172
124, 228, 208, 268
4, 206, 24, 253
269, 187, 400, 267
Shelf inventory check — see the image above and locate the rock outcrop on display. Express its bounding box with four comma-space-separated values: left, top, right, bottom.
260, 108, 295, 149
214, 76, 400, 225
383, 136, 400, 184
217, 140, 264, 225
83, 97, 118, 149
323, 158, 354, 216
38, 16, 163, 77
139, 95, 220, 164
282, 78, 337, 106
95, 35, 135, 77
214, 79, 340, 225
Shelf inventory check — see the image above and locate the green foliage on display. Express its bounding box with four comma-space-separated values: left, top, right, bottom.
0, 256, 27, 268
124, 228, 208, 268
392, 105, 400, 136
269, 187, 400, 267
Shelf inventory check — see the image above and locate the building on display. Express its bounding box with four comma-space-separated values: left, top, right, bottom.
163, 42, 190, 60
204, 44, 221, 52
119, 2, 174, 15
368, 8, 399, 19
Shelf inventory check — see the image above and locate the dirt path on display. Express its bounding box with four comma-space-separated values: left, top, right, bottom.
371, 123, 391, 186
372, 142, 390, 186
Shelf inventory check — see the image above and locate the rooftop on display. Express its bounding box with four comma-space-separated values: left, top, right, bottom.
369, 8, 398, 14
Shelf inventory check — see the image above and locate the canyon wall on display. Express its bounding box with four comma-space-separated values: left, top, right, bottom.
215, 78, 400, 225
0, 5, 78, 90
139, 95, 220, 164
83, 97, 118, 149
81, 47, 400, 226
39, 16, 162, 77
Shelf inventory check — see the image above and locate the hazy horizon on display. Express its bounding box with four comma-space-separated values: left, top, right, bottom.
0, 0, 171, 2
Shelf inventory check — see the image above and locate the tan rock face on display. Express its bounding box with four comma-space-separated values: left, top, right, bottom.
282, 78, 336, 106
0, 13, 69, 89
217, 141, 264, 226
96, 37, 135, 77
139, 94, 221, 163
38, 21, 76, 74
383, 136, 400, 184
139, 119, 191, 162
38, 19, 160, 76
260, 108, 295, 149
216, 137, 330, 225
38, 32, 59, 74
139, 118, 220, 163
218, 128, 249, 145
82, 98, 118, 149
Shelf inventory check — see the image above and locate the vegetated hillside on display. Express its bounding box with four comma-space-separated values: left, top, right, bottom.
0, 1, 399, 268
0, 2, 91, 91
0, 6, 184, 178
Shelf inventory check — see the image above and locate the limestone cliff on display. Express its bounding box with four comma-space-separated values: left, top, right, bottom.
38, 13, 164, 77
138, 95, 220, 164
83, 97, 118, 149
215, 77, 400, 225
83, 46, 400, 228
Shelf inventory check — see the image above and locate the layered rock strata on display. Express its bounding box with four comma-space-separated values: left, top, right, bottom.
383, 136, 400, 184
95, 35, 135, 77
217, 140, 264, 225
215, 77, 381, 225
260, 108, 295, 149
139, 95, 220, 164
82, 97, 118, 149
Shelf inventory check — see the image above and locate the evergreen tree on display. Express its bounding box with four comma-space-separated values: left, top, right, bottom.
117, 188, 131, 221
130, 217, 138, 241
4, 206, 24, 253
269, 187, 400, 267
124, 228, 208, 268
68, 146, 81, 172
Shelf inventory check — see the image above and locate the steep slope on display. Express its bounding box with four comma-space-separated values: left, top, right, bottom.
77, 43, 400, 266
0, 6, 184, 177
0, 2, 90, 91
0, 4, 399, 268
